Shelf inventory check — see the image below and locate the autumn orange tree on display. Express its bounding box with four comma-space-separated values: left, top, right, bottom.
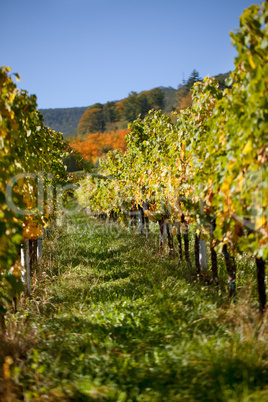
70, 129, 129, 165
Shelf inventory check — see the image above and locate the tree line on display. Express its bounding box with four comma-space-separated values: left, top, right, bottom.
77, 87, 165, 136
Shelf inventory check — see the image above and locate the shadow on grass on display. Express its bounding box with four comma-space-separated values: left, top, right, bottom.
34, 313, 268, 401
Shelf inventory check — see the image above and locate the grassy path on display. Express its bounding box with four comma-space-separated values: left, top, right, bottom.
14, 215, 268, 400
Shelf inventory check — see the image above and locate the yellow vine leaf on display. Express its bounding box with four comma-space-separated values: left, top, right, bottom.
235, 173, 244, 192
221, 177, 232, 195
228, 160, 236, 170
9, 93, 15, 102
248, 54, 256, 69
243, 139, 253, 155
255, 216, 266, 230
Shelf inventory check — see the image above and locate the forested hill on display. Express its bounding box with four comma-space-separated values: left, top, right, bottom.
39, 106, 88, 138
39, 87, 177, 138
39, 72, 230, 138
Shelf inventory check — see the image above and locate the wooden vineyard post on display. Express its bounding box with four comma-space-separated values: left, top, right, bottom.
256, 257, 266, 313
194, 234, 201, 276
181, 215, 190, 267
166, 222, 174, 256
210, 247, 218, 284
198, 201, 208, 273
210, 220, 218, 284
37, 237, 43, 260
145, 214, 150, 237
175, 223, 183, 261
29, 239, 38, 273
24, 239, 31, 296
142, 201, 150, 237
158, 218, 165, 252
138, 205, 145, 234
158, 217, 170, 253
199, 238, 208, 273
222, 244, 236, 298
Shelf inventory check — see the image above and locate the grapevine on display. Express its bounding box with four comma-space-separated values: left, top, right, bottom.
0, 66, 71, 326
76, 2, 268, 311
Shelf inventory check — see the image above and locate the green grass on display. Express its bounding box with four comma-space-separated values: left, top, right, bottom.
4, 214, 268, 401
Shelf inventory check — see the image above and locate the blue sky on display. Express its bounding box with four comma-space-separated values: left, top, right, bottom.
1, 0, 257, 109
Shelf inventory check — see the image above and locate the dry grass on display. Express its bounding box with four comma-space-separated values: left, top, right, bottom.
0, 310, 37, 401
